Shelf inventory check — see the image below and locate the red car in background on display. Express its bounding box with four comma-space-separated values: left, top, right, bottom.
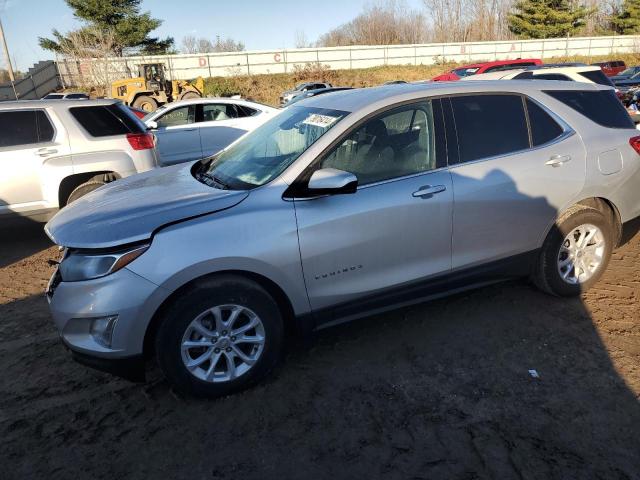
592, 60, 626, 77
431, 58, 543, 81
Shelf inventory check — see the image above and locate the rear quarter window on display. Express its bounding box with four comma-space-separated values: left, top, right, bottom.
70, 104, 145, 137
578, 70, 615, 87
545, 90, 634, 129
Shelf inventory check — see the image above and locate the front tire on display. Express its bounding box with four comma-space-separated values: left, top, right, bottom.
533, 205, 613, 296
155, 275, 284, 398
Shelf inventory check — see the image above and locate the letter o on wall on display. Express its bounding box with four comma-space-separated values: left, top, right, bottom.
274, 53, 282, 63
199, 57, 207, 67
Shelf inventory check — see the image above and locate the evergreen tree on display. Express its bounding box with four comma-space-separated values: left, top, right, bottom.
611, 0, 640, 35
39, 0, 173, 56
508, 0, 591, 39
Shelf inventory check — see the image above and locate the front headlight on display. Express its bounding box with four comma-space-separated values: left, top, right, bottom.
59, 244, 149, 282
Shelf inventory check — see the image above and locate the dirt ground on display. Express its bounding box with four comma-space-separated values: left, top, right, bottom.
1, 221, 639, 480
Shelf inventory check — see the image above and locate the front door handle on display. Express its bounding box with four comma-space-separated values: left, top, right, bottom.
36, 148, 58, 157
412, 185, 446, 198
545, 155, 571, 167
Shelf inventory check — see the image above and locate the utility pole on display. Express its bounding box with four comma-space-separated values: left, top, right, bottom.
0, 16, 15, 82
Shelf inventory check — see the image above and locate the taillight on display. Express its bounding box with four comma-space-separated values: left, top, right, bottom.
629, 136, 640, 155
126, 132, 154, 150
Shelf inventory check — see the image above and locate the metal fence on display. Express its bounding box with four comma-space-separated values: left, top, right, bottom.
57, 34, 640, 86
0, 61, 61, 101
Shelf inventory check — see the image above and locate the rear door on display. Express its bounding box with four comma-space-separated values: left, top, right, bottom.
198, 103, 252, 157
445, 93, 586, 270
0, 109, 65, 215
151, 104, 201, 165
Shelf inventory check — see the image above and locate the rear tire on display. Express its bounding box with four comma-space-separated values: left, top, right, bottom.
66, 180, 106, 204
132, 95, 158, 112
155, 275, 284, 398
533, 205, 613, 297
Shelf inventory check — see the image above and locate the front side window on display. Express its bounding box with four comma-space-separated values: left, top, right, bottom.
156, 105, 196, 127
320, 101, 438, 185
450, 94, 529, 163
203, 106, 348, 189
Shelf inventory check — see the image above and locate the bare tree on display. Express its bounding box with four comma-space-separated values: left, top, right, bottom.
181, 35, 197, 54
198, 38, 215, 53
294, 30, 312, 48
318, 0, 429, 46
58, 26, 118, 94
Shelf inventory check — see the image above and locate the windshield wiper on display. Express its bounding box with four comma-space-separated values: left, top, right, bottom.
197, 171, 230, 190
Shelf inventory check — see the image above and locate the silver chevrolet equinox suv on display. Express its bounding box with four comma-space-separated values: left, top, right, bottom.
46, 81, 640, 397
0, 99, 157, 222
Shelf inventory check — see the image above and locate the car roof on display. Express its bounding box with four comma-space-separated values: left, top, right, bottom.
160, 97, 277, 110
300, 80, 607, 112
0, 98, 119, 109
454, 58, 541, 69
465, 65, 602, 81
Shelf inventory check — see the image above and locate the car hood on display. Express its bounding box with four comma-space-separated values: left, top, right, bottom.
45, 163, 249, 249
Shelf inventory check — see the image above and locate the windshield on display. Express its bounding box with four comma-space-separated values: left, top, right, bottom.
620, 67, 636, 76
202, 105, 349, 189
454, 67, 480, 77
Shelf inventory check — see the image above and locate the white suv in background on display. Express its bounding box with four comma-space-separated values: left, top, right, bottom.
465, 65, 617, 88
143, 98, 279, 166
0, 99, 158, 222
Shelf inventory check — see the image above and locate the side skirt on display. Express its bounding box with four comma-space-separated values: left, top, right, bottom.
310, 250, 538, 331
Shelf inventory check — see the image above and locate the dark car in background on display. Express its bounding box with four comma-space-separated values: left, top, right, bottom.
612, 66, 640, 83
283, 87, 354, 107
592, 60, 626, 77
612, 71, 640, 92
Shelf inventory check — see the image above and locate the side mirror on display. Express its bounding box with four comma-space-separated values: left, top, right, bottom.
307, 168, 358, 195
146, 120, 158, 130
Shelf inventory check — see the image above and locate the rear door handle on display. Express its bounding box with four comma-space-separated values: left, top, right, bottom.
412, 185, 446, 198
545, 155, 571, 167
36, 148, 58, 157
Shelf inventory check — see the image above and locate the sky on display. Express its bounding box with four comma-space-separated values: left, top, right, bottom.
0, 0, 423, 71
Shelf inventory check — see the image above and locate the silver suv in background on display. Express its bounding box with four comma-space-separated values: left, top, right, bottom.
0, 99, 157, 222
279, 82, 332, 106
45, 81, 640, 397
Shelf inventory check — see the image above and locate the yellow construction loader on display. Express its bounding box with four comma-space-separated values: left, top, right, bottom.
111, 63, 204, 112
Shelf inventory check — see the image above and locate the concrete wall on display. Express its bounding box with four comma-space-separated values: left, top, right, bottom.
57, 34, 640, 85
0, 61, 61, 101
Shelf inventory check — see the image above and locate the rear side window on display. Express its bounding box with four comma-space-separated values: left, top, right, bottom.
36, 111, 55, 142
526, 99, 564, 146
545, 90, 634, 129
70, 104, 144, 137
0, 110, 54, 147
533, 73, 572, 81
236, 105, 258, 117
578, 70, 615, 87
450, 94, 530, 163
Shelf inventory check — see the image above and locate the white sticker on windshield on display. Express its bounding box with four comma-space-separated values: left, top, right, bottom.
302, 114, 339, 128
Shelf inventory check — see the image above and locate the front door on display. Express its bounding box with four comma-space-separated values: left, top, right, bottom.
293, 100, 453, 316
151, 104, 201, 165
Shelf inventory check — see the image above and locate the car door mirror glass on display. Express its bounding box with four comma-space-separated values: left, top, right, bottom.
307, 168, 357, 195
